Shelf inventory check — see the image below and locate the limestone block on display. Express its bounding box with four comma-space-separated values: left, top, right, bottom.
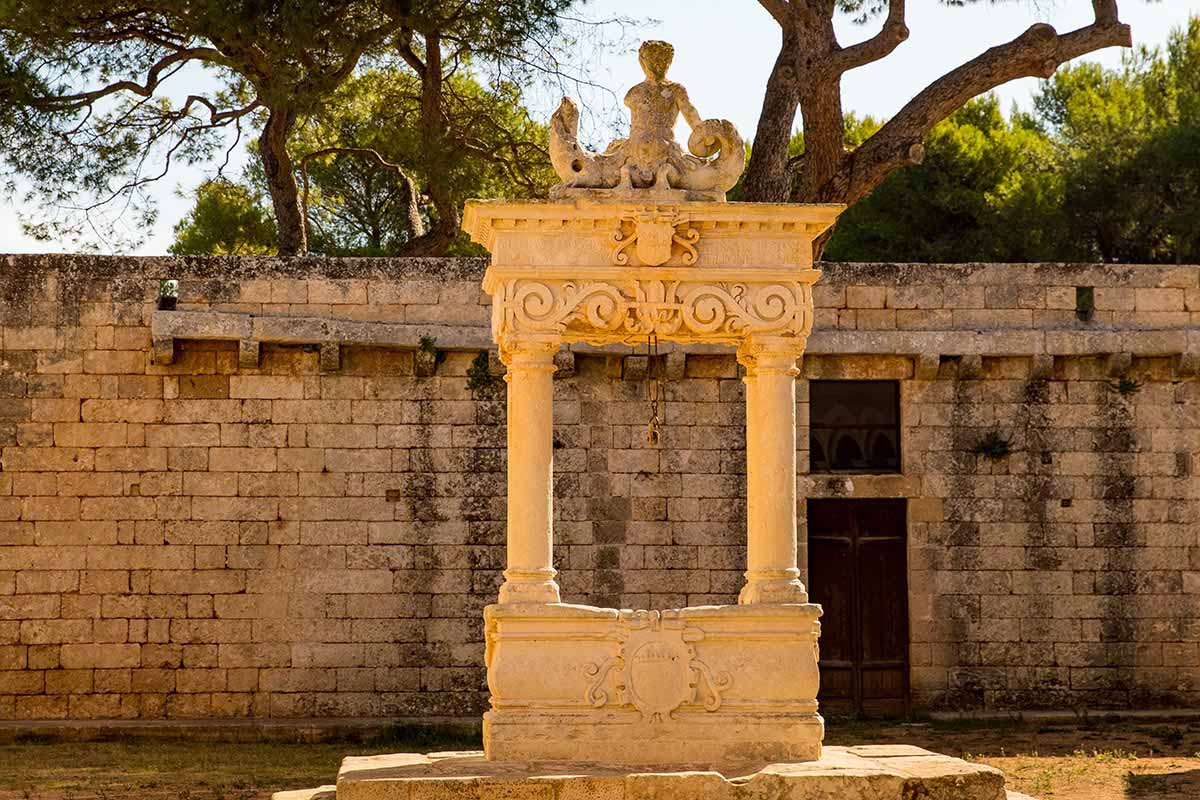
1175, 350, 1199, 378
238, 340, 260, 370
319, 343, 341, 373
151, 309, 252, 341
553, 349, 577, 378
1105, 352, 1133, 377
151, 337, 175, 366
623, 356, 649, 382
334, 747, 1007, 800
414, 348, 437, 378
483, 603, 822, 765
959, 355, 983, 380
665, 351, 687, 381
1030, 354, 1055, 380
913, 354, 940, 381
271, 788, 335, 800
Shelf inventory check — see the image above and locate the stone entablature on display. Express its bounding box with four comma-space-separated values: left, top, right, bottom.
466, 201, 837, 354
0, 253, 1196, 720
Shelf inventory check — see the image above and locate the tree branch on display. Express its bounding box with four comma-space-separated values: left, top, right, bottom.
833, 0, 908, 71
757, 0, 792, 27
829, 10, 1132, 205
299, 146, 421, 240
396, 28, 427, 78
25, 47, 221, 111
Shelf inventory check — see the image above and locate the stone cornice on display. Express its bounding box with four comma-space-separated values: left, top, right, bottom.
463, 199, 844, 271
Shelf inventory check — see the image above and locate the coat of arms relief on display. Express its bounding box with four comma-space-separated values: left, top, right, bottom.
582, 610, 733, 722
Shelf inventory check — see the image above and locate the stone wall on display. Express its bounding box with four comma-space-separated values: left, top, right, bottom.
0, 254, 1196, 718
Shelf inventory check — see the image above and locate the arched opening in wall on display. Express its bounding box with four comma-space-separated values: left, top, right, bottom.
833, 435, 865, 471
868, 430, 898, 472
810, 439, 828, 471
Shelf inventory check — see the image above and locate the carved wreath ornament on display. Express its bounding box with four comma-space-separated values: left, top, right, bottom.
583, 610, 732, 722
496, 278, 812, 346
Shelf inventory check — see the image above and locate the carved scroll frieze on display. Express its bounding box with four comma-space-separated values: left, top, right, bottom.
493, 276, 814, 347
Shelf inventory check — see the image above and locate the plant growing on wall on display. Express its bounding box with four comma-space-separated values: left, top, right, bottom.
973, 430, 1013, 461
466, 351, 504, 398
1108, 377, 1142, 397
415, 336, 440, 378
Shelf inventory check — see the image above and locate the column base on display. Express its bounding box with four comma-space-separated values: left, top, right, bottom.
497, 569, 561, 604
738, 571, 809, 604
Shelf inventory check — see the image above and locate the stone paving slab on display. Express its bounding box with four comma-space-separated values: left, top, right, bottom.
273, 786, 336, 800
333, 746, 1007, 800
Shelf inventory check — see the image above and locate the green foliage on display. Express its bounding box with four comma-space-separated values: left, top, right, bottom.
169, 67, 552, 257
170, 180, 276, 256
0, 0, 394, 249
823, 17, 1200, 265
825, 97, 1069, 262
1, 0, 598, 252
1108, 377, 1142, 397
1038, 18, 1200, 263
296, 69, 553, 256
466, 351, 503, 397
973, 430, 1013, 461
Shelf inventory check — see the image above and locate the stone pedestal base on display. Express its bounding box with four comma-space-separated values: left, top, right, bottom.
485, 711, 823, 765
328, 746, 1015, 800
484, 602, 822, 764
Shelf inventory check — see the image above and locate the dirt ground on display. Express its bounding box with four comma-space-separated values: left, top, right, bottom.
828, 716, 1200, 800
0, 716, 1198, 799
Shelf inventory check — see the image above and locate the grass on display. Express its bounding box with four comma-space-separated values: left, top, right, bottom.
2, 717, 1199, 799
824, 716, 1200, 800
0, 724, 479, 800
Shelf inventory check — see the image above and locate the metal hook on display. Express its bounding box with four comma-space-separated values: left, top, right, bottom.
645, 333, 662, 447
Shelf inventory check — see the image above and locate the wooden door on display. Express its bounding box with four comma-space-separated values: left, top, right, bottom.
807, 499, 909, 716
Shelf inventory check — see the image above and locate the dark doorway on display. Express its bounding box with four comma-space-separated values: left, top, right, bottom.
807, 499, 909, 716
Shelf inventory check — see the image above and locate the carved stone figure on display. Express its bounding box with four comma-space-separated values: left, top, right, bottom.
549, 40, 745, 201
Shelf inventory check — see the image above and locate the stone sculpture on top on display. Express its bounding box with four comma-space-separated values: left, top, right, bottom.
549, 40, 745, 201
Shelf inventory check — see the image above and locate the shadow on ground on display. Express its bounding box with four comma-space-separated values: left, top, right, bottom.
1125, 768, 1200, 799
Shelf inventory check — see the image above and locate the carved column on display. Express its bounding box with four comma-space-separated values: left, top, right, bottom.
498, 337, 561, 604
737, 337, 808, 605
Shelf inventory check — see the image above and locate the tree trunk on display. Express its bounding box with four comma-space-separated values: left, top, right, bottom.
742, 42, 801, 203
400, 173, 426, 242
399, 31, 459, 256
259, 107, 306, 256
796, 79, 847, 202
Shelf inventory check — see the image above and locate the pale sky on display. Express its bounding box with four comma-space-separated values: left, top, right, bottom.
2, 0, 1197, 255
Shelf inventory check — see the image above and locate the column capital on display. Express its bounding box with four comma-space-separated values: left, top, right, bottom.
737, 336, 807, 376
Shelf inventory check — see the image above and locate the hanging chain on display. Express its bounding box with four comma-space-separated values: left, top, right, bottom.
645, 333, 662, 447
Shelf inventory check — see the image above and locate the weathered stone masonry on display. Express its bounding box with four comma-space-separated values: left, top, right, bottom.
0, 254, 1197, 718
